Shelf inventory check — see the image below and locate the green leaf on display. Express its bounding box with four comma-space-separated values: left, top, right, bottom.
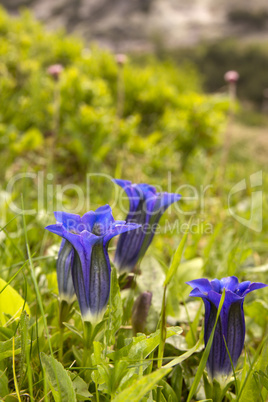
197, 400, 213, 401
0, 337, 21, 361
41, 352, 76, 402
18, 310, 29, 387
106, 267, 123, 345
238, 338, 268, 402
0, 370, 9, 398
164, 218, 192, 287
0, 278, 30, 325
159, 379, 178, 402
63, 322, 83, 339
0, 327, 14, 340
171, 365, 183, 402
91, 341, 103, 385
68, 372, 93, 400
163, 335, 203, 368
113, 368, 171, 402
110, 326, 182, 362
255, 368, 268, 390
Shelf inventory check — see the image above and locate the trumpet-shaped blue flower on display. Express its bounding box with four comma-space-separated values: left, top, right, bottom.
56, 238, 76, 304
114, 179, 181, 272
187, 276, 267, 379
46, 205, 140, 323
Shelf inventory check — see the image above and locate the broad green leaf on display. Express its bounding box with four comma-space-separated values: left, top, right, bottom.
110, 326, 182, 362
0, 370, 9, 398
68, 372, 92, 400
92, 341, 103, 384
41, 352, 76, 402
92, 341, 102, 365
113, 368, 171, 402
0, 278, 30, 324
0, 337, 21, 361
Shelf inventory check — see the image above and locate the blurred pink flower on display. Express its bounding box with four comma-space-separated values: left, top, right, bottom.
224, 70, 239, 83
47, 64, 63, 80
115, 54, 127, 65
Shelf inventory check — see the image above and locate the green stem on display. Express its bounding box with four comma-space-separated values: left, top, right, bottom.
95, 381, 100, 402
157, 285, 167, 369
116, 64, 124, 120
58, 326, 64, 362
53, 80, 61, 139
83, 321, 92, 367
212, 380, 224, 402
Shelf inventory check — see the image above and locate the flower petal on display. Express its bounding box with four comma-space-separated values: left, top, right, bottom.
54, 212, 81, 231
103, 222, 141, 246
114, 179, 141, 211
187, 275, 267, 379
242, 282, 267, 296
222, 301, 245, 375
88, 243, 111, 321
45, 223, 65, 237
57, 240, 76, 303
81, 211, 96, 232
92, 205, 115, 235
186, 278, 212, 293
157, 192, 181, 212
220, 276, 239, 292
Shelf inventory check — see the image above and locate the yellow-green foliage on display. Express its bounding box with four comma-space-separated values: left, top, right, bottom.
0, 7, 229, 178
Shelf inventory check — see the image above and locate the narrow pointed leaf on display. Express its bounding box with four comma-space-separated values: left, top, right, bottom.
163, 335, 203, 368
113, 368, 171, 402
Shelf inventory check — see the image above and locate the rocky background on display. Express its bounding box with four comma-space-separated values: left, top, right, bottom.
1, 0, 268, 51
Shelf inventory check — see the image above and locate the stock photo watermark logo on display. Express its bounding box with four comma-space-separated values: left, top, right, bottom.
2, 171, 263, 233
228, 171, 263, 232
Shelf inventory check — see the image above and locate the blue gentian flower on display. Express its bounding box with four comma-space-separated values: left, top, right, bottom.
46, 205, 140, 323
114, 179, 181, 272
56, 237, 76, 304
187, 276, 267, 379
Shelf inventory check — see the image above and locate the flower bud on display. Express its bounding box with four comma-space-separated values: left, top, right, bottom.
132, 291, 152, 335
224, 70, 239, 83
47, 64, 64, 80
116, 54, 127, 66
